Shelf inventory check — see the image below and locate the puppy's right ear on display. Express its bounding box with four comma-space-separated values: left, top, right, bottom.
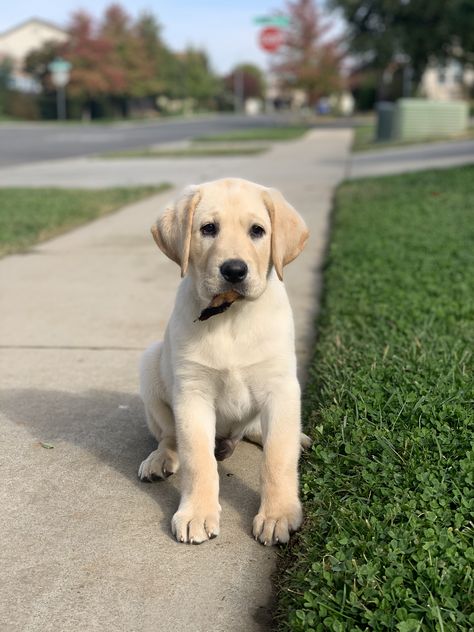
151, 186, 201, 277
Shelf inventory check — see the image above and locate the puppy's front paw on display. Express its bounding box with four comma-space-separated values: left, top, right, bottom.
171, 505, 221, 544
252, 501, 303, 546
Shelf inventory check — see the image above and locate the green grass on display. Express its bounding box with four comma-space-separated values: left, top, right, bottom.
353, 123, 474, 152
0, 185, 169, 256
99, 145, 267, 158
193, 125, 309, 142
277, 165, 474, 631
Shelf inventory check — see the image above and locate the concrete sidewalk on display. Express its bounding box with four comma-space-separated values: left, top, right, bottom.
0, 130, 351, 632
349, 137, 474, 179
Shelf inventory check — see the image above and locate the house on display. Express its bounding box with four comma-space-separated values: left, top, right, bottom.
349, 57, 474, 111
420, 61, 474, 101
0, 18, 68, 92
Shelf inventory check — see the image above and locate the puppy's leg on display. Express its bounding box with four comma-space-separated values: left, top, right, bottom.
171, 394, 220, 544
138, 399, 179, 481
253, 380, 303, 546
243, 417, 312, 450
139, 342, 179, 481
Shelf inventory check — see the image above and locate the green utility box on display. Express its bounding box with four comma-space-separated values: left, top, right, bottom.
394, 98, 468, 141
376, 102, 396, 141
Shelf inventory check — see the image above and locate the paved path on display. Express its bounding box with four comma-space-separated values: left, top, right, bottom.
0, 114, 283, 167
0, 115, 362, 168
1, 130, 471, 191
0, 130, 351, 632
350, 138, 474, 178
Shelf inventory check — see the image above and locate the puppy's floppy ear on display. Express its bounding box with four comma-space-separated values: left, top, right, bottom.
150, 186, 201, 277
262, 188, 309, 281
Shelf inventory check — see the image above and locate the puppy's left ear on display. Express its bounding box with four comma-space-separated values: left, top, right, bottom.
151, 186, 201, 277
262, 188, 309, 281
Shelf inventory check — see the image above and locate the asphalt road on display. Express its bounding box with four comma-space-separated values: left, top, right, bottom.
0, 113, 286, 167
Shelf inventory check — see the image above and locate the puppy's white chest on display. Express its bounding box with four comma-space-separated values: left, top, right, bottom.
215, 369, 256, 436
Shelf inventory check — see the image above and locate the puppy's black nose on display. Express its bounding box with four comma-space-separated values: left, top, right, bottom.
220, 259, 248, 283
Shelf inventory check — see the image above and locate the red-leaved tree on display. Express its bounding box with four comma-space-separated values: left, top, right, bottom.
272, 0, 343, 105
24, 3, 219, 118
63, 11, 127, 100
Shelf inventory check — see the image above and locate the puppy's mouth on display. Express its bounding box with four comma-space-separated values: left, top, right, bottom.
196, 290, 243, 322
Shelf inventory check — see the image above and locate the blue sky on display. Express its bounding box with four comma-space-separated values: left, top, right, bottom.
0, 0, 301, 74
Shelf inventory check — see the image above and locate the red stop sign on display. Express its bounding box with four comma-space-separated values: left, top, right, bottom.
258, 26, 285, 53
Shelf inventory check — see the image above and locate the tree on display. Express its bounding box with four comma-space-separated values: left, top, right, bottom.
0, 57, 13, 114
100, 4, 153, 100
177, 48, 219, 106
135, 12, 169, 94
224, 64, 266, 100
64, 11, 127, 102
330, 0, 474, 87
0, 57, 13, 92
25, 41, 61, 91
23, 3, 221, 118
272, 0, 343, 105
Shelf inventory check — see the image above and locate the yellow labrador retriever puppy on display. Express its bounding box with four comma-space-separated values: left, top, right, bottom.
139, 177, 309, 545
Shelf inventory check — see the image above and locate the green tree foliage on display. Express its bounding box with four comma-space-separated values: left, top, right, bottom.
100, 4, 161, 99
135, 12, 169, 94
24, 42, 59, 91
330, 0, 474, 84
177, 48, 220, 106
272, 0, 342, 105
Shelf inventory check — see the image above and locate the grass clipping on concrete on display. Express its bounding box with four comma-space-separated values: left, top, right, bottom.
277, 166, 474, 631
0, 185, 169, 256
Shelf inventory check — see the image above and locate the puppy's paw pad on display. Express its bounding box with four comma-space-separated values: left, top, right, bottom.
171, 510, 220, 544
138, 448, 179, 482
252, 504, 303, 546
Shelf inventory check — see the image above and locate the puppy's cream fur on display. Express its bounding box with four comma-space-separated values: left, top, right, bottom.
140, 178, 310, 545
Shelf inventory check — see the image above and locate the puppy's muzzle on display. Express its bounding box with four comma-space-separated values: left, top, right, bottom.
220, 259, 248, 284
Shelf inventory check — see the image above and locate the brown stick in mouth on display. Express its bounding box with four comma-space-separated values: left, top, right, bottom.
196, 290, 242, 321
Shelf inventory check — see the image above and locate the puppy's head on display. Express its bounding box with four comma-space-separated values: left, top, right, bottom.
151, 178, 308, 302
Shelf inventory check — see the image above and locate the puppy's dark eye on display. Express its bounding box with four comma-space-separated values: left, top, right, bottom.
201, 223, 218, 237
249, 224, 265, 239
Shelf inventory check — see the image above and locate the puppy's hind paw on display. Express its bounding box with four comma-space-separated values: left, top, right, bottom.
214, 437, 238, 461
138, 446, 179, 482
300, 432, 312, 450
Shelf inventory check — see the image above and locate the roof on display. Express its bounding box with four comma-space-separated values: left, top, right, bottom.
0, 17, 67, 39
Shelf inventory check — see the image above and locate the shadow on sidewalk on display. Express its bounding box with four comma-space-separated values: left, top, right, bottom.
0, 387, 262, 540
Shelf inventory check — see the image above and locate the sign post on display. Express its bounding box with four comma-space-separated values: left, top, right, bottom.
233, 68, 244, 113
253, 15, 290, 112
254, 15, 290, 54
48, 58, 72, 120
253, 15, 290, 28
